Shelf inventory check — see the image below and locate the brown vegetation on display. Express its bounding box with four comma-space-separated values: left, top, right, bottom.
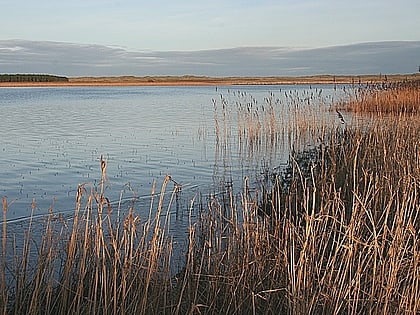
1, 73, 419, 87
337, 80, 420, 114
1, 81, 419, 314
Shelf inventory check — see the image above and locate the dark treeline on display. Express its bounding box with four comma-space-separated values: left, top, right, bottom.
0, 74, 68, 82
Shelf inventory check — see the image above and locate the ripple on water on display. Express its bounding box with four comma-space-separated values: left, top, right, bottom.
0, 85, 344, 246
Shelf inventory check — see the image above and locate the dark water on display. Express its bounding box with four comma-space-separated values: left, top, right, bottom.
0, 85, 344, 240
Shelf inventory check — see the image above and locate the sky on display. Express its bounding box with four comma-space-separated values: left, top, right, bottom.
3, 0, 419, 51
1, 0, 419, 76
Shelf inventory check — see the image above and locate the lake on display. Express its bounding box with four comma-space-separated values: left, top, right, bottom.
0, 85, 344, 241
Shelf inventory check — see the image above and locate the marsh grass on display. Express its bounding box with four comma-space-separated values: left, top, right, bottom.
178, 112, 419, 314
212, 87, 337, 169
1, 157, 183, 314
184, 113, 419, 314
1, 82, 419, 314
338, 80, 420, 114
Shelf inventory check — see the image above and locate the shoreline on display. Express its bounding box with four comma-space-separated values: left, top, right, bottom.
1, 74, 419, 87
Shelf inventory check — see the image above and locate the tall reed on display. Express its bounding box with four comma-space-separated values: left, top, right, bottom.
338, 80, 420, 114
177, 113, 419, 313
1, 82, 419, 314
1, 157, 183, 314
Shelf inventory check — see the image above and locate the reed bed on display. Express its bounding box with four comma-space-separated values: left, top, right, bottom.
1, 82, 419, 314
1, 158, 181, 314
177, 112, 420, 314
338, 80, 420, 114
212, 87, 338, 169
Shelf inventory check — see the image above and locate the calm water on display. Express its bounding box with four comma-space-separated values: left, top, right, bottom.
0, 85, 343, 236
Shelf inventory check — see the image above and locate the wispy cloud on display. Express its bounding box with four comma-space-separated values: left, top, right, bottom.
0, 40, 419, 76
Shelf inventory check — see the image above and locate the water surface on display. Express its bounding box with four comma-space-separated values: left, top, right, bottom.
0, 85, 343, 229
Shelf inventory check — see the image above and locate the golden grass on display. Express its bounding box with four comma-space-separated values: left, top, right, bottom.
1, 158, 182, 314
182, 111, 420, 313
338, 80, 420, 114
212, 86, 335, 161
1, 81, 419, 314
65, 73, 420, 86
1, 73, 419, 87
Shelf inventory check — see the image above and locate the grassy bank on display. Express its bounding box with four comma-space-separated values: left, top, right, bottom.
1, 73, 419, 87
1, 81, 419, 314
69, 73, 420, 85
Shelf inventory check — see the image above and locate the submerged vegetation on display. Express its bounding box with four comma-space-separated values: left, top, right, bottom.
1, 80, 419, 314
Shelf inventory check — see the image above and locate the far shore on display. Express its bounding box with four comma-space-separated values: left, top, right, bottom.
1, 74, 419, 87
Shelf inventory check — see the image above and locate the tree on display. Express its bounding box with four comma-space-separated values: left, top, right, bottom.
0, 74, 69, 82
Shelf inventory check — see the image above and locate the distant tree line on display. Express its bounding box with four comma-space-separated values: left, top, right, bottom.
0, 74, 69, 82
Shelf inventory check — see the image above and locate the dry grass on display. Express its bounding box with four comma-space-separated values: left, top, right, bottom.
1, 82, 419, 314
176, 110, 420, 314
337, 80, 420, 114
212, 87, 335, 161
2, 73, 419, 87
1, 157, 182, 314
62, 73, 420, 86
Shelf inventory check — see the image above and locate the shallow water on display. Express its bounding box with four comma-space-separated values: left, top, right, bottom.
0, 85, 344, 237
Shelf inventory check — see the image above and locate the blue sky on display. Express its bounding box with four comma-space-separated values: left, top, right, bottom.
1, 1, 419, 76
2, 0, 419, 51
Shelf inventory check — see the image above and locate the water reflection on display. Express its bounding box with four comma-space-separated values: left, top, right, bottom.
1, 84, 357, 285
0, 85, 346, 228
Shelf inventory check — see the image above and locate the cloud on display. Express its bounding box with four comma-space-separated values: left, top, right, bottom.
0, 39, 419, 76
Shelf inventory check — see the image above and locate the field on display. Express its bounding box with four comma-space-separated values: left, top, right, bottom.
0, 73, 419, 87
1, 79, 419, 314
